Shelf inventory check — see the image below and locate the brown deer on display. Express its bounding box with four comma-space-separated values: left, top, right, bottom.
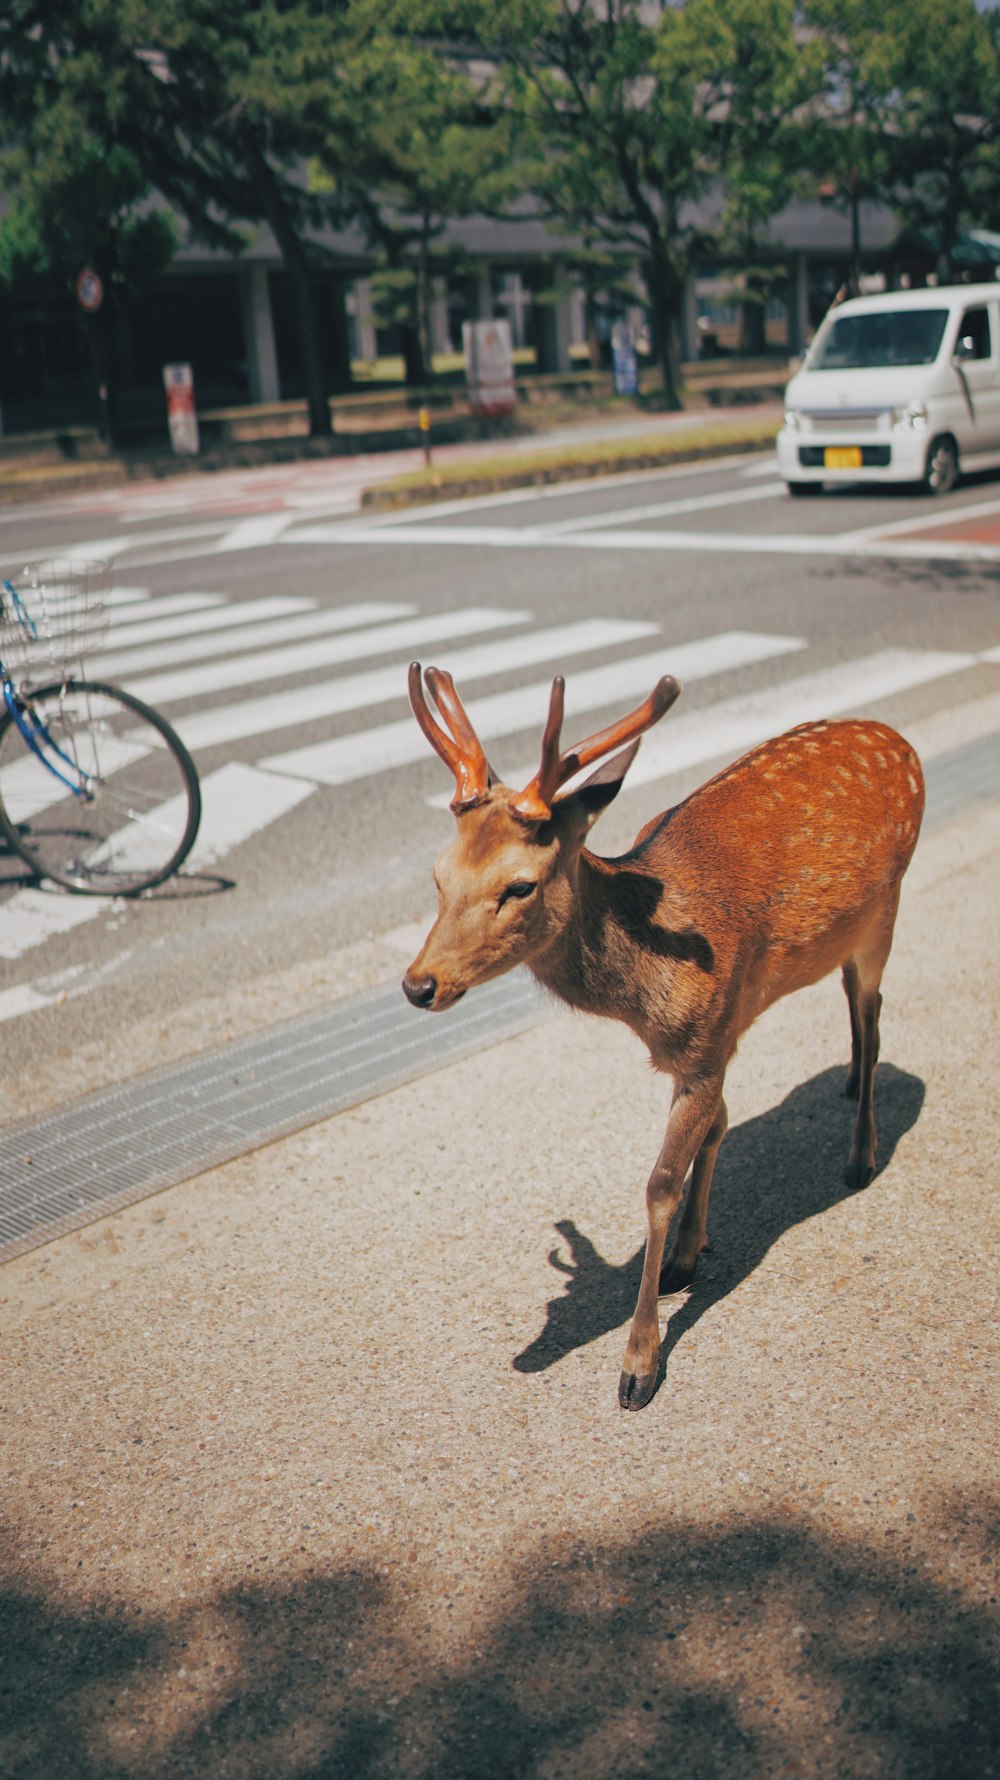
403, 662, 925, 1411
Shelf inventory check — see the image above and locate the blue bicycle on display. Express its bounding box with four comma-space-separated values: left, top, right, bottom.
0, 559, 201, 895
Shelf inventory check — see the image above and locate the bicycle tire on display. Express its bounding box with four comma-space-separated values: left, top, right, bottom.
0, 678, 201, 895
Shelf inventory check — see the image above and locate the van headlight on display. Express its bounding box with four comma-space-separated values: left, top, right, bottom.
783, 409, 801, 430
893, 401, 928, 432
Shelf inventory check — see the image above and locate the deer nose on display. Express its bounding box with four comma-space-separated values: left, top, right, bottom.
402, 973, 438, 1009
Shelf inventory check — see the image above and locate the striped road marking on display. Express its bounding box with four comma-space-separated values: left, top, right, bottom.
289, 521, 1000, 561
498, 648, 982, 802
174, 618, 658, 753
92, 601, 415, 679
121, 606, 529, 708
261, 630, 805, 788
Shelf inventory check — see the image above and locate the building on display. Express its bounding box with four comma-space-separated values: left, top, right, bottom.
2, 186, 997, 439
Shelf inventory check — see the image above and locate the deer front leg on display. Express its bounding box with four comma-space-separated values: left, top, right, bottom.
619, 1073, 726, 1412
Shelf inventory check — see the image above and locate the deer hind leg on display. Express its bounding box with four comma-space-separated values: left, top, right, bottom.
659, 1094, 729, 1294
844, 976, 882, 1189
842, 959, 864, 1100
842, 886, 902, 1190
619, 1072, 726, 1413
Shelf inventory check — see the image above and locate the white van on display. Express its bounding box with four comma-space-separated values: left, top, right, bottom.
777, 282, 1000, 496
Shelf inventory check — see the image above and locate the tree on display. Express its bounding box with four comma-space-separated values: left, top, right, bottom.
0, 1, 178, 442
310, 1, 517, 385
485, 0, 707, 407
884, 0, 999, 275
123, 0, 359, 437
803, 0, 999, 284
486, 0, 811, 406
697, 0, 823, 354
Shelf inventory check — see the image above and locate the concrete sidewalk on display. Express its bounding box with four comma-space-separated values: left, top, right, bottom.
0, 392, 784, 511
2, 713, 998, 1778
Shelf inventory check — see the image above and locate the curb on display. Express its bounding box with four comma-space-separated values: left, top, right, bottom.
0, 412, 782, 510
360, 426, 781, 511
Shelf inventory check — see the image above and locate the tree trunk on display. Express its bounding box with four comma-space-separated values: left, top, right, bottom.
82, 308, 119, 450
740, 263, 768, 355
400, 317, 428, 386
414, 218, 433, 385
242, 132, 331, 438
645, 251, 683, 410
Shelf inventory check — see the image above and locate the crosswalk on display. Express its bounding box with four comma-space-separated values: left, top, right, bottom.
1, 579, 998, 1026
31, 453, 1000, 568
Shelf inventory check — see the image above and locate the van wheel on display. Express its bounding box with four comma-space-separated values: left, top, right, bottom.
923, 436, 958, 495
786, 481, 821, 498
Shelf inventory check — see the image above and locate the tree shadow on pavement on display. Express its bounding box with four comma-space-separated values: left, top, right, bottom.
513, 1062, 925, 1382
2, 1494, 995, 1780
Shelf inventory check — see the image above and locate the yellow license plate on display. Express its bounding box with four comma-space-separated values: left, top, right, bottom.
824, 445, 863, 470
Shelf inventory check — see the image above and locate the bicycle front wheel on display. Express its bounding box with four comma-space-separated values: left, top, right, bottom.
0, 679, 201, 895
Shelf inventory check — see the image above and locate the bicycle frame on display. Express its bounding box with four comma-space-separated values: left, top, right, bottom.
1, 675, 96, 801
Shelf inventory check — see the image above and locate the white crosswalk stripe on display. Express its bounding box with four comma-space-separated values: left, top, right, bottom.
121, 606, 529, 707
92, 600, 414, 678
92, 595, 314, 660
2, 578, 998, 1023
262, 630, 804, 789
496, 648, 980, 805
171, 617, 658, 752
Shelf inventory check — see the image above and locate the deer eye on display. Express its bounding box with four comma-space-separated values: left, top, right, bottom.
498, 880, 537, 910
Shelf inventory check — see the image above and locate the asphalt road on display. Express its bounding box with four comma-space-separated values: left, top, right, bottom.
2, 448, 999, 1119
3, 448, 999, 1780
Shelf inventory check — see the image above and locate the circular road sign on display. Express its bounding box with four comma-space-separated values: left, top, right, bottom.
75, 267, 104, 313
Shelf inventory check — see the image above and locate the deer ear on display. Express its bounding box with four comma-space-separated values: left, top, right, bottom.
557, 739, 642, 829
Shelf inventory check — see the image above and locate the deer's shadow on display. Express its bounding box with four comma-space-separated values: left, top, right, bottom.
513, 1062, 925, 1382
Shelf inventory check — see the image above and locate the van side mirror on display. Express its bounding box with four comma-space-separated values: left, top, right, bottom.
953, 335, 976, 361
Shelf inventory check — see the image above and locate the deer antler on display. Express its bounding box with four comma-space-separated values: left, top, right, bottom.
408, 662, 495, 811
510, 674, 682, 822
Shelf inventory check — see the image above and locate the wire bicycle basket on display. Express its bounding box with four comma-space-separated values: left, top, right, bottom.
0, 558, 110, 681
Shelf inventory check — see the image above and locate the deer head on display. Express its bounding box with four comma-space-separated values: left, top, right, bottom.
402, 663, 681, 1010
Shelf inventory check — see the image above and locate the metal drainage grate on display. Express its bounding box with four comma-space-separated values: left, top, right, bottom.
922, 730, 1000, 825
1, 727, 997, 1264
0, 972, 548, 1263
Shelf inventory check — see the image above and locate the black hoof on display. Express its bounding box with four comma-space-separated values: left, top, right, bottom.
659, 1257, 696, 1295
618, 1367, 659, 1411
844, 1158, 874, 1190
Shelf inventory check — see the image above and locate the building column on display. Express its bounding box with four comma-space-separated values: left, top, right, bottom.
570, 281, 587, 349
543, 260, 574, 372
428, 278, 451, 357
239, 264, 281, 404
348, 279, 378, 363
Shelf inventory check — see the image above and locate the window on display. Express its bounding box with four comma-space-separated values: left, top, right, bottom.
812, 309, 948, 370
955, 307, 992, 361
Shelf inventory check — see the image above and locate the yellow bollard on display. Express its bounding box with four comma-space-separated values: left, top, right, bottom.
418, 405, 432, 466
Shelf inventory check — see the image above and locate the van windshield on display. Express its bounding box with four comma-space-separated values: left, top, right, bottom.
811, 309, 948, 370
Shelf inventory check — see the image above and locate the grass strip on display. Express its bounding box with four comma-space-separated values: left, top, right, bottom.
362, 413, 782, 509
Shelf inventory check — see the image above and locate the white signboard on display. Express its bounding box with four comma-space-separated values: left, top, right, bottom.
162, 362, 200, 456
463, 319, 517, 417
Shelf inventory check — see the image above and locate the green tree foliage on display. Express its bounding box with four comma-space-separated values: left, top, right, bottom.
311, 1, 517, 384
484, 0, 705, 407
698, 0, 823, 353
804, 0, 1000, 282
123, 0, 357, 435
485, 0, 814, 406
0, 1, 178, 440
884, 0, 1000, 271
3, 0, 1000, 436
